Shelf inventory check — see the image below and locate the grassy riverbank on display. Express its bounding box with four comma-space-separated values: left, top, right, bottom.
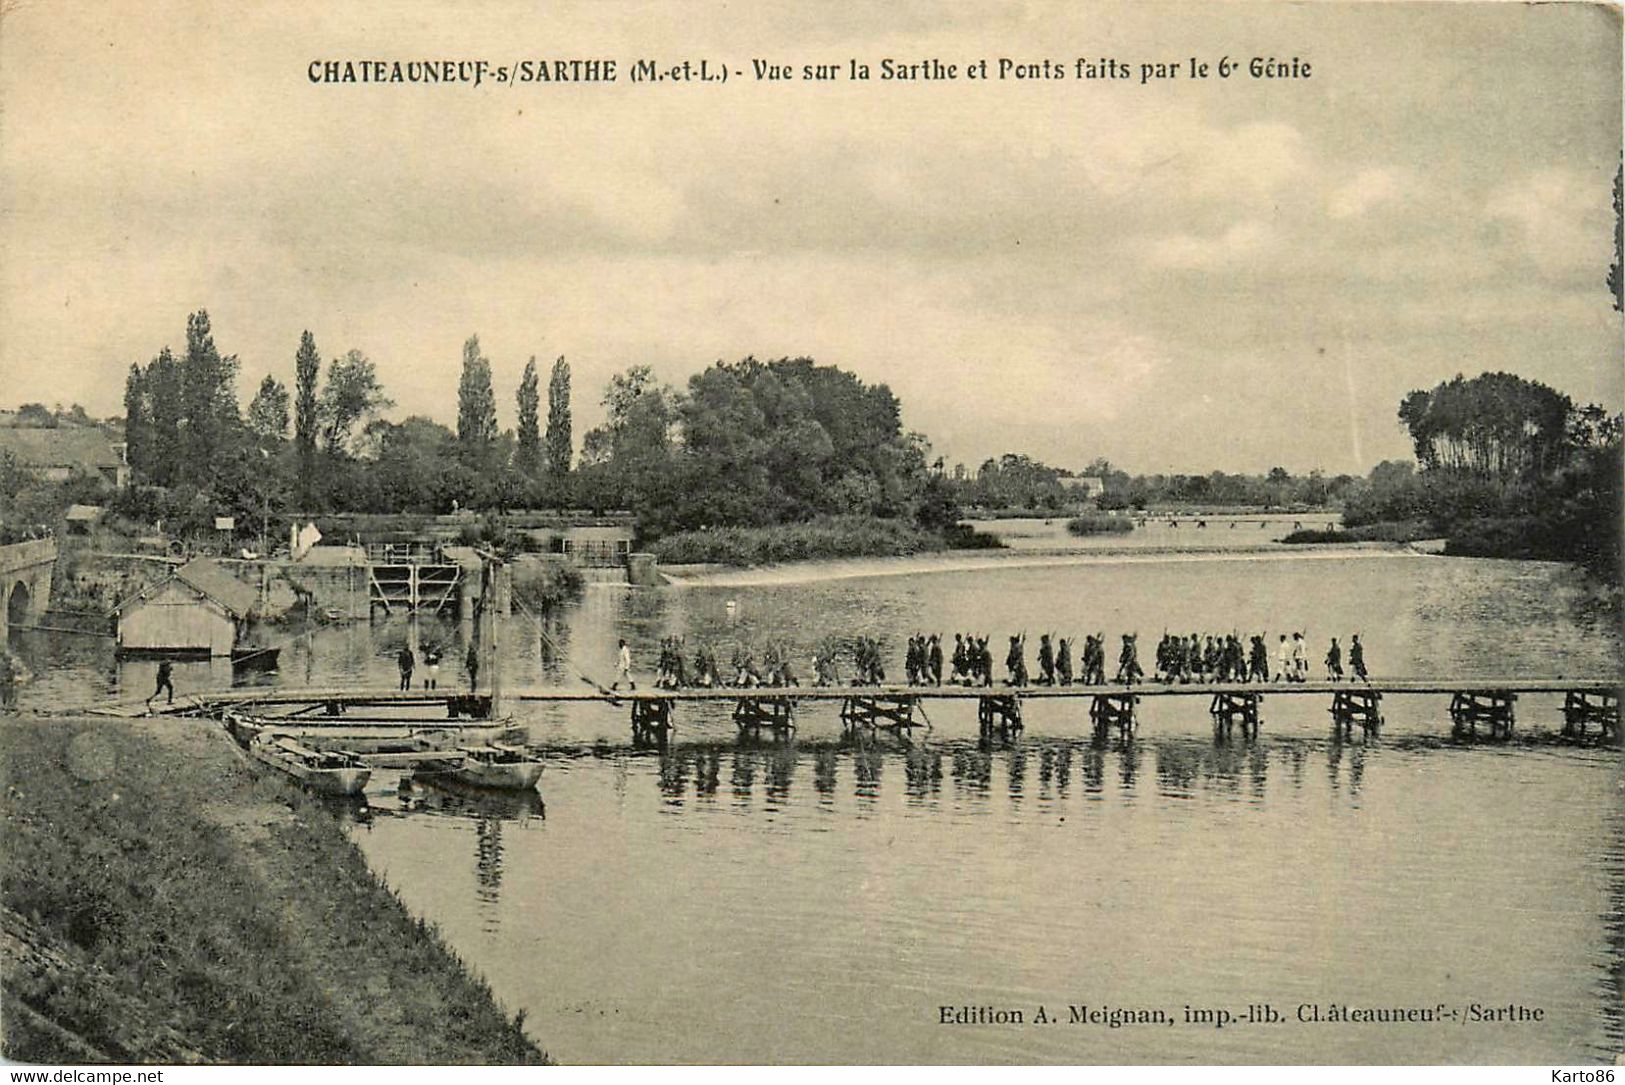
1280, 520, 1433, 545
650, 515, 999, 567
1, 717, 548, 1065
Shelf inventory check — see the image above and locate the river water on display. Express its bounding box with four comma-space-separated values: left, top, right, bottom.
15, 549, 1623, 1064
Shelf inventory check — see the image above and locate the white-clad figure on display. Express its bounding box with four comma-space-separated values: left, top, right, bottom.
613, 637, 636, 691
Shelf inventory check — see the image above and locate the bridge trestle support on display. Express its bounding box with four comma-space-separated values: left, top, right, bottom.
1329, 689, 1383, 739
1450, 690, 1516, 739
1210, 691, 1263, 740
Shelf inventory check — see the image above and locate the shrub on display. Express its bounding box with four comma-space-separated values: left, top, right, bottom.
651, 516, 937, 566
510, 560, 583, 610
941, 522, 1005, 550
1280, 520, 1435, 545
1065, 512, 1133, 537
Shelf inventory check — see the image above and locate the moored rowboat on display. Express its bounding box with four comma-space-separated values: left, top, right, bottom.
249, 734, 371, 796
447, 743, 544, 791
224, 711, 521, 753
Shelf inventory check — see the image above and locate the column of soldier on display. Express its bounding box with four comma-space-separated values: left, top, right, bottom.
647, 630, 1366, 691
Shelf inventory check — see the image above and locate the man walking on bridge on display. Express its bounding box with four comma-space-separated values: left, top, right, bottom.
612, 637, 636, 691
1349, 634, 1369, 682
146, 659, 174, 710
1115, 633, 1144, 685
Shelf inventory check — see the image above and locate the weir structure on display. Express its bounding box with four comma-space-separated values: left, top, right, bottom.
122, 677, 1621, 749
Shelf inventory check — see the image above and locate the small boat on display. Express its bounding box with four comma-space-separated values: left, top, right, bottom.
447, 743, 544, 791
230, 645, 282, 672
223, 710, 521, 753
249, 733, 371, 796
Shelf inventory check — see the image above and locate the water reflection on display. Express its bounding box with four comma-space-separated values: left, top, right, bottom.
475, 817, 504, 927
357, 728, 1623, 1064
494, 735, 1442, 814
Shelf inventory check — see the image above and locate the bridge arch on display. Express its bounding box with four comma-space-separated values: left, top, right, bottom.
5, 579, 28, 645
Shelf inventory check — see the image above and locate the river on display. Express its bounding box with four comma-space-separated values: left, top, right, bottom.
14, 548, 1623, 1064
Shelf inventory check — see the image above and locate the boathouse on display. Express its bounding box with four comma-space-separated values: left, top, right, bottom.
113, 558, 257, 656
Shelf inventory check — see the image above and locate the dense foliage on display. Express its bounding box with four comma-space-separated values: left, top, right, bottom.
651, 515, 938, 566
7, 310, 1618, 579
576, 356, 935, 537
1065, 512, 1132, 537
1341, 374, 1621, 575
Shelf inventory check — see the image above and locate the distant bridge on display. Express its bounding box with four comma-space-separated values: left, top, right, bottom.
0, 538, 56, 646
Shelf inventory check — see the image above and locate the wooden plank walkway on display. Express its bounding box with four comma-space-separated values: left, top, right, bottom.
121, 677, 1618, 712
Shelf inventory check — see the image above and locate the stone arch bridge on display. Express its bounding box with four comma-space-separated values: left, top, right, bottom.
1, 538, 57, 646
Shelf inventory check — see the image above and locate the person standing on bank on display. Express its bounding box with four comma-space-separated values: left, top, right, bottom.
613, 637, 636, 691
147, 659, 175, 710
423, 645, 441, 690
0, 649, 18, 713
397, 645, 415, 692
466, 642, 480, 691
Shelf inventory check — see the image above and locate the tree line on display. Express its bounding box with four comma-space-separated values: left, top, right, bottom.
946, 452, 1359, 512
109, 313, 952, 546
1347, 371, 1621, 574
6, 311, 1618, 580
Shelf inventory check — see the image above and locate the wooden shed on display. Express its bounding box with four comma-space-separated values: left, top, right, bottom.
114, 559, 257, 657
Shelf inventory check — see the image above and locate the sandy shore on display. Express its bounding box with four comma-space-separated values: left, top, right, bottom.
658, 541, 1436, 588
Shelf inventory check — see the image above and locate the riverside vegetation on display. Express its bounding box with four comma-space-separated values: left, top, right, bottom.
3, 314, 1617, 579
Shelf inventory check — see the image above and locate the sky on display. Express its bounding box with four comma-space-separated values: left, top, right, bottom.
1, 0, 1620, 476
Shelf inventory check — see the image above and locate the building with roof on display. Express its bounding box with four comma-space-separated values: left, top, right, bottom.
0, 427, 129, 489
113, 558, 257, 656
1060, 476, 1106, 502
63, 504, 106, 536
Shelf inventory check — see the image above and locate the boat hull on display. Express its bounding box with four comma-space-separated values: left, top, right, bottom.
225, 713, 521, 753
448, 759, 544, 791
250, 738, 371, 796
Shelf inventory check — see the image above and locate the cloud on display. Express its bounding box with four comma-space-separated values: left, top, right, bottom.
1485, 168, 1611, 278
1329, 167, 1408, 219
1145, 221, 1271, 270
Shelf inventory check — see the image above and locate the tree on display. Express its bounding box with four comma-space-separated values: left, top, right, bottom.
246, 375, 290, 450
320, 350, 391, 457
546, 355, 572, 476
15, 404, 55, 428
144, 347, 184, 488
178, 309, 240, 485
370, 416, 458, 512
576, 365, 678, 517
294, 330, 321, 496
1398, 372, 1572, 481
1609, 163, 1622, 313
515, 357, 541, 476
456, 335, 499, 466
123, 364, 150, 478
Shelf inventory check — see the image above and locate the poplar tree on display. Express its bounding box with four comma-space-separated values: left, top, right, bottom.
145, 347, 184, 488
294, 330, 321, 500
545, 354, 572, 476
516, 356, 541, 474
179, 310, 240, 485
122, 363, 150, 478
456, 335, 499, 466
